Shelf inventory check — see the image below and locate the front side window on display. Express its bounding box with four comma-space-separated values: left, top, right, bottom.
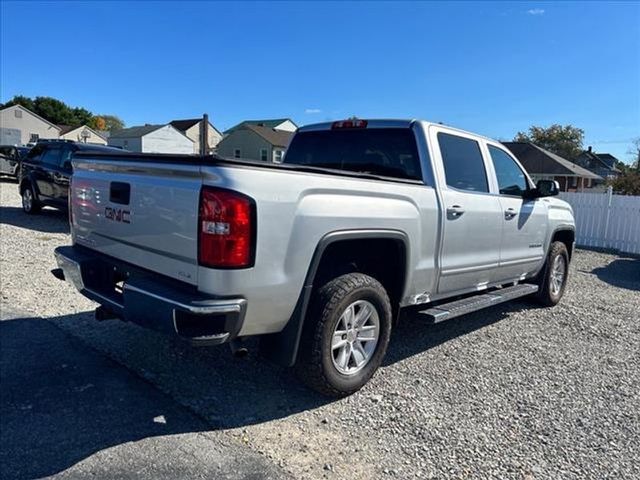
437, 132, 488, 193
488, 145, 529, 196
260, 149, 268, 162
234, 149, 241, 158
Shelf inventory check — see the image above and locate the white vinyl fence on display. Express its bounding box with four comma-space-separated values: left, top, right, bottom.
559, 187, 640, 255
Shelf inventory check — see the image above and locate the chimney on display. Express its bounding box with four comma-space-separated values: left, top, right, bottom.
588, 146, 592, 153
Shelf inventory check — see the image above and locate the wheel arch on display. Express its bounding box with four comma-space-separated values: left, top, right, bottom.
259, 229, 410, 367
550, 227, 575, 261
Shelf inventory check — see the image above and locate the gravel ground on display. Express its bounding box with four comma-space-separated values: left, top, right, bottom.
2, 179, 639, 479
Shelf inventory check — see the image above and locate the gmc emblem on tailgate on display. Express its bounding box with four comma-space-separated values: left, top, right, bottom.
105, 207, 131, 224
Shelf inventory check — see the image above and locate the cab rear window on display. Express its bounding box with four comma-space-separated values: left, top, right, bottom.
283, 128, 422, 181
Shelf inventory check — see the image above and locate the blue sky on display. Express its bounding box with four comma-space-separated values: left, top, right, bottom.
1, 1, 639, 161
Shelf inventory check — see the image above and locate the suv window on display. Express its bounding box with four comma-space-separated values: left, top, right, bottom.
437, 132, 488, 193
284, 128, 422, 180
488, 145, 529, 196
41, 147, 62, 167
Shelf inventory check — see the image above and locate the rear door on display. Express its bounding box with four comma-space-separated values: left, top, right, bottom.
35, 145, 62, 199
430, 127, 503, 294
485, 142, 547, 280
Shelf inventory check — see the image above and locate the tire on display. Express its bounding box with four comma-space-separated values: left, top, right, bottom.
21, 184, 41, 214
295, 273, 392, 397
533, 241, 569, 306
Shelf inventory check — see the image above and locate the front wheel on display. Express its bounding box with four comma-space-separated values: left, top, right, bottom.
295, 273, 392, 397
533, 241, 569, 306
21, 184, 41, 214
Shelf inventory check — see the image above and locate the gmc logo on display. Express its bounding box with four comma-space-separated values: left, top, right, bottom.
105, 207, 131, 224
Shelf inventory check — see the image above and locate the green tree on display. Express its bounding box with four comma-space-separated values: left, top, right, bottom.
0, 95, 35, 112
514, 124, 585, 160
32, 96, 77, 125
608, 171, 640, 195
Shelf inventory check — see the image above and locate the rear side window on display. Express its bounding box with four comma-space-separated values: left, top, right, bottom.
284, 128, 422, 181
41, 147, 62, 167
488, 145, 529, 196
437, 132, 488, 193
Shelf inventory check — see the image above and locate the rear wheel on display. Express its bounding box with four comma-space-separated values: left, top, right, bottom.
21, 184, 41, 214
295, 273, 392, 397
533, 241, 569, 306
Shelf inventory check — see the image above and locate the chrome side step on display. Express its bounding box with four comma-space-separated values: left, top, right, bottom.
417, 284, 538, 324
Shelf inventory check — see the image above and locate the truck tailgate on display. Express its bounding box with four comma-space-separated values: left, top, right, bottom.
71, 158, 202, 285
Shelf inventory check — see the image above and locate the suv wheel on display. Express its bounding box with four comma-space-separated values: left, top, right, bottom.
295, 273, 392, 397
533, 241, 569, 306
22, 185, 41, 214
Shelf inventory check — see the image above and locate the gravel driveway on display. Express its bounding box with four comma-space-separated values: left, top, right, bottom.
1, 179, 639, 479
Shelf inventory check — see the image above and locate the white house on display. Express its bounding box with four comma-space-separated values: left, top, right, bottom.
59, 125, 108, 145
0, 104, 61, 145
169, 118, 223, 153
108, 124, 194, 153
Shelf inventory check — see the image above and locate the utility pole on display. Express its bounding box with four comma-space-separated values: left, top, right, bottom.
200, 113, 209, 155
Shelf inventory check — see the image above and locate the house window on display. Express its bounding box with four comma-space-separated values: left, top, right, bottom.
234, 149, 241, 159
29, 133, 39, 143
123, 140, 129, 148
570, 177, 577, 188
273, 150, 283, 163
260, 149, 268, 162
15, 109, 22, 118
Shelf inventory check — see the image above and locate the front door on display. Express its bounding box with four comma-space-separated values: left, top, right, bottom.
432, 129, 504, 294
485, 143, 548, 280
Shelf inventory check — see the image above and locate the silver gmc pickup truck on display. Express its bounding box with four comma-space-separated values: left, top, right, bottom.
53, 119, 575, 396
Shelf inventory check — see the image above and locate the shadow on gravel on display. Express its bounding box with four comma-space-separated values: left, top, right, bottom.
0, 206, 69, 234
385, 300, 536, 366
0, 316, 210, 480
1, 301, 533, 479
589, 257, 640, 292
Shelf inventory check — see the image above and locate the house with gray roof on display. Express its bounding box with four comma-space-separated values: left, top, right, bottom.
224, 118, 297, 134
503, 142, 602, 192
217, 123, 294, 163
574, 147, 622, 184
108, 124, 194, 154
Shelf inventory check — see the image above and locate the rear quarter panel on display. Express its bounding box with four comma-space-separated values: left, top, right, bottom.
198, 165, 439, 336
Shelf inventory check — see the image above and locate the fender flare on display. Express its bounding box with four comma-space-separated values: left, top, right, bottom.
259, 229, 410, 367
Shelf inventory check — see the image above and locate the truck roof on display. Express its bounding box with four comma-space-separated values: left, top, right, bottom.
297, 119, 497, 143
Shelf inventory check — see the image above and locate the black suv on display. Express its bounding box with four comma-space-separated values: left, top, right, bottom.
19, 140, 121, 214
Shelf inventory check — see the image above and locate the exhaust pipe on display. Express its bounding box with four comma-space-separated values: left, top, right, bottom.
229, 338, 248, 358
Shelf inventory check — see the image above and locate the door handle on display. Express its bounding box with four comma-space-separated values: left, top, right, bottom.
504, 208, 517, 219
447, 205, 465, 217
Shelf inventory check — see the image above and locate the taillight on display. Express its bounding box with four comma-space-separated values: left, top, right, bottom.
331, 119, 368, 129
199, 187, 255, 268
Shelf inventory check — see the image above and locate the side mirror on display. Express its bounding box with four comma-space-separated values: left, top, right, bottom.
535, 179, 559, 197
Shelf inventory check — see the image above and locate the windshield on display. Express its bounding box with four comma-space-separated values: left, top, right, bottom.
283, 128, 422, 181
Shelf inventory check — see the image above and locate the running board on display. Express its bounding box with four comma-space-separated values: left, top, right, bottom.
417, 284, 539, 324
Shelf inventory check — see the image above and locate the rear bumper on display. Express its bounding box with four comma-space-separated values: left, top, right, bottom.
53, 245, 246, 346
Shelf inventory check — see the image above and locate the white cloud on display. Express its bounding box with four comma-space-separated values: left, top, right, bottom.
527, 8, 545, 15
305, 108, 322, 114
